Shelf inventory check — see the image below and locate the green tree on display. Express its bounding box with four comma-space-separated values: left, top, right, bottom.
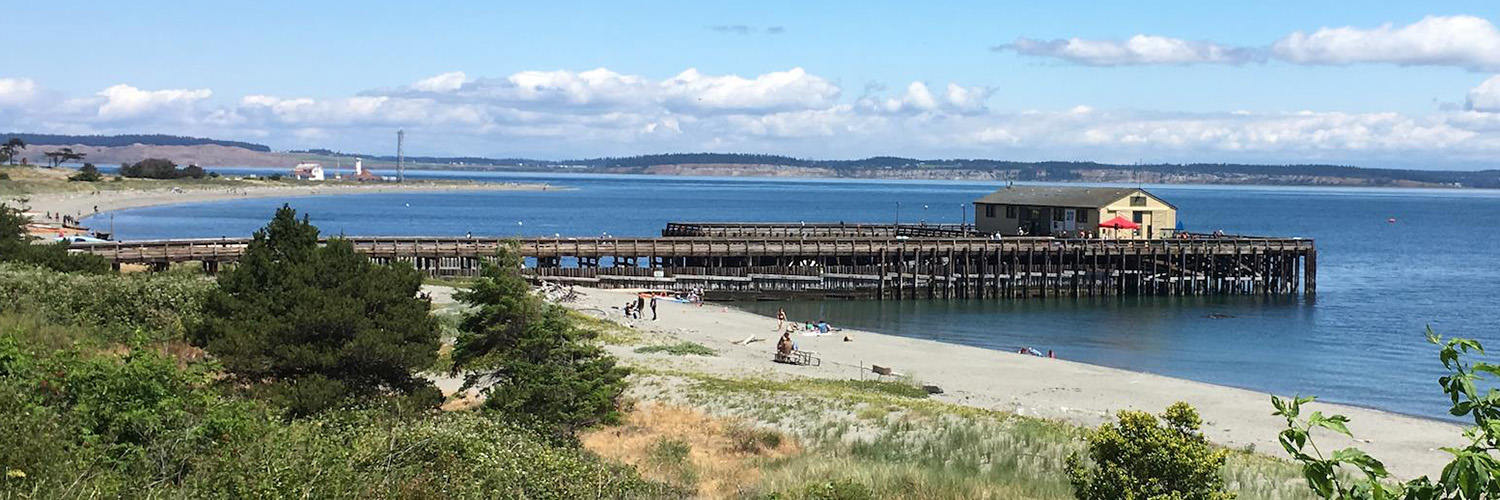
1272, 329, 1500, 500
0, 138, 24, 165
191, 205, 440, 416
1067, 402, 1235, 500
42, 147, 84, 168
68, 163, 103, 182
451, 243, 629, 435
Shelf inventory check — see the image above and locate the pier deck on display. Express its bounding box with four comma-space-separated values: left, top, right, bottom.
70, 230, 1315, 299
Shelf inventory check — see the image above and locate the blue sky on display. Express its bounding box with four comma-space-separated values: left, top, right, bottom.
7, 1, 1500, 168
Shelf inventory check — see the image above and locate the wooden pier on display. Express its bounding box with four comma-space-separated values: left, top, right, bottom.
663, 221, 978, 238
70, 224, 1315, 300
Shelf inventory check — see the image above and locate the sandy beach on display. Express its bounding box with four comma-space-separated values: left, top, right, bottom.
12, 181, 554, 225
561, 287, 1465, 481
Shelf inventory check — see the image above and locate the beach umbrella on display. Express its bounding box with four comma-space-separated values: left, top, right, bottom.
1098, 216, 1140, 230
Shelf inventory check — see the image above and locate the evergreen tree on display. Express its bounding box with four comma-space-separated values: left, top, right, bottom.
192, 205, 440, 416
452, 243, 629, 435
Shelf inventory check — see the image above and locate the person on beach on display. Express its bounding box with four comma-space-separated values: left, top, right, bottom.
650, 296, 658, 321
635, 295, 646, 319
776, 308, 787, 331
777, 332, 794, 357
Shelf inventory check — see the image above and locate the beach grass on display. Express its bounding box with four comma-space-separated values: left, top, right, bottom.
615, 368, 1318, 499
0, 164, 296, 197
635, 341, 717, 356
570, 309, 646, 345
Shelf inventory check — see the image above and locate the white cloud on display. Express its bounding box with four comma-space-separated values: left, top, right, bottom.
1002, 15, 1500, 72
6, 69, 1500, 167
502, 68, 653, 107
94, 84, 212, 120
860, 81, 991, 114
999, 35, 1263, 66
410, 71, 469, 92
0, 78, 38, 107
1468, 75, 1500, 112
1273, 15, 1500, 71
660, 67, 840, 113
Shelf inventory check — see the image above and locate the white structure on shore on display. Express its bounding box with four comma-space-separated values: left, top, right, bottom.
292, 162, 325, 181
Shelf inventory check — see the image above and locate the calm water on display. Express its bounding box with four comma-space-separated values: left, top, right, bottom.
88, 171, 1500, 420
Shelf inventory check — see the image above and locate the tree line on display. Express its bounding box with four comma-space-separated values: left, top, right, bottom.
0, 133, 270, 151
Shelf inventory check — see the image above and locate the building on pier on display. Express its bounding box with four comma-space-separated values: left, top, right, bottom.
973, 186, 1177, 239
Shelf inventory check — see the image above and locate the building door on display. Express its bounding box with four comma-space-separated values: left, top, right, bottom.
1064, 209, 1077, 232
1133, 211, 1149, 238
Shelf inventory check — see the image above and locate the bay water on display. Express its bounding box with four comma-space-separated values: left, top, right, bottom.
87, 170, 1500, 420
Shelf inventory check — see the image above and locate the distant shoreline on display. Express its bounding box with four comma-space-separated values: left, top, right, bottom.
14, 180, 556, 227
202, 162, 1487, 190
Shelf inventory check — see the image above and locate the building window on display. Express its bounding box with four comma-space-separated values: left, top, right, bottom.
1077, 210, 1088, 224
985, 205, 995, 218
1130, 196, 1148, 207
1005, 205, 1017, 218
1133, 211, 1145, 223
1053, 209, 1064, 222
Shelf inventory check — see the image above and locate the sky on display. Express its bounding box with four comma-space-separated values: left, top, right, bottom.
7, 1, 1500, 168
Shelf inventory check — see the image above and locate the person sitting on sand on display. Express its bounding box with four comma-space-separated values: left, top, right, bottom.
816, 320, 831, 334
777, 332, 794, 357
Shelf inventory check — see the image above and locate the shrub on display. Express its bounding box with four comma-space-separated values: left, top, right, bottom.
0, 334, 673, 498
804, 480, 876, 500
647, 437, 698, 486
452, 243, 629, 436
0, 335, 263, 488
0, 263, 210, 342
192, 205, 440, 416
1067, 402, 1234, 500
68, 163, 103, 182
183, 410, 675, 498
728, 424, 784, 454
120, 158, 206, 179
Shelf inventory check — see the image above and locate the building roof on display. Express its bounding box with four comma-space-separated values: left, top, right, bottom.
974, 186, 1173, 209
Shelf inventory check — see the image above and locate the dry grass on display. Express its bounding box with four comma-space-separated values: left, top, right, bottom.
581, 402, 800, 498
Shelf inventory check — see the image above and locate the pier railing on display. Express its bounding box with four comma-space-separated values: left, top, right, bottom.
663, 221, 980, 238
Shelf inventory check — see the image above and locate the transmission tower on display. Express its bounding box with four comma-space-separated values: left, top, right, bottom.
396, 129, 405, 182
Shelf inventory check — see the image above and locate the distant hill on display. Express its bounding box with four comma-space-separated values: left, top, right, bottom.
304, 150, 1500, 188
2, 133, 271, 152
9, 133, 1500, 188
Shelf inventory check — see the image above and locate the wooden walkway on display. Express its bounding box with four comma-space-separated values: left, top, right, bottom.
70, 233, 1315, 299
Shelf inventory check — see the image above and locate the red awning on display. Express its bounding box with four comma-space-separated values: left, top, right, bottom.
1098, 216, 1141, 230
